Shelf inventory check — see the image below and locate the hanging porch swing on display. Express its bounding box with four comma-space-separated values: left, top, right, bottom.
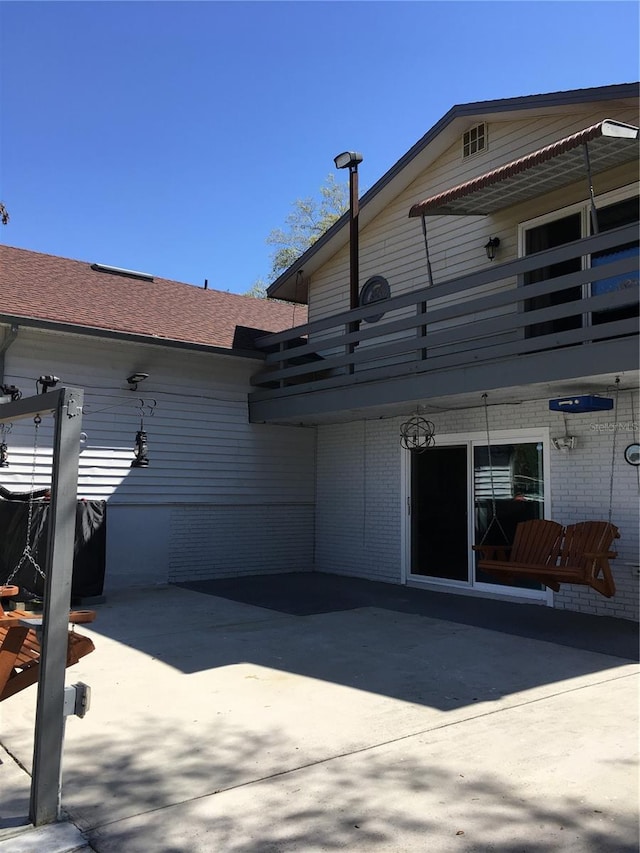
472, 392, 620, 598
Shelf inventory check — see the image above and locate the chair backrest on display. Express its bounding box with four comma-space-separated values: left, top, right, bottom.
511, 519, 564, 566
559, 521, 620, 569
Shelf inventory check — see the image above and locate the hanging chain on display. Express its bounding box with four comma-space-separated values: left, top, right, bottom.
483, 395, 497, 522
4, 416, 46, 586
607, 377, 621, 526
480, 394, 509, 545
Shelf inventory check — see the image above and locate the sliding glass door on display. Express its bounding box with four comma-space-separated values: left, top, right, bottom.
408, 434, 548, 599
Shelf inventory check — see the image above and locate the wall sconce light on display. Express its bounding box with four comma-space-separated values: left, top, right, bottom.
131, 428, 150, 467
38, 375, 60, 393
127, 372, 149, 391
551, 435, 576, 452
0, 424, 11, 467
484, 237, 500, 261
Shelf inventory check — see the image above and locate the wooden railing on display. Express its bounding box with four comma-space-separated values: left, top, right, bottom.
250, 224, 639, 401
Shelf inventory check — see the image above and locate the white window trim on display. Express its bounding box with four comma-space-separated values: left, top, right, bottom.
462, 122, 487, 159
517, 184, 637, 328
518, 184, 638, 253
402, 427, 553, 605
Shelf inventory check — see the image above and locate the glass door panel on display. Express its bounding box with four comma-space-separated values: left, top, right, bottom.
473, 442, 544, 588
411, 446, 468, 581
524, 213, 582, 338
591, 195, 639, 327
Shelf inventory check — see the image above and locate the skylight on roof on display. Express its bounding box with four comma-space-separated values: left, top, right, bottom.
91, 263, 154, 281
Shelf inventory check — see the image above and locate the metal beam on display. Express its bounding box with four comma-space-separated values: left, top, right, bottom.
30, 387, 84, 824
0, 387, 84, 825
248, 337, 637, 423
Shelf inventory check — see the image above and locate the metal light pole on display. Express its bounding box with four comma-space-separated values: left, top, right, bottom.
334, 151, 363, 312
334, 152, 363, 366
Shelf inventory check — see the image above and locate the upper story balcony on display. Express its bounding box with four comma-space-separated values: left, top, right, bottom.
249, 224, 639, 425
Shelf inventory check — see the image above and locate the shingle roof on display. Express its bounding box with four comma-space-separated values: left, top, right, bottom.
0, 245, 305, 352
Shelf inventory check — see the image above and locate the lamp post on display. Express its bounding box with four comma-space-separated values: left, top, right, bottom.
334, 151, 363, 316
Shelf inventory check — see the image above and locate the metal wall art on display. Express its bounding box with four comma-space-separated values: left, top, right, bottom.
400, 413, 435, 453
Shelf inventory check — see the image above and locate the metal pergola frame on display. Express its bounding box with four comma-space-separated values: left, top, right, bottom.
0, 386, 84, 826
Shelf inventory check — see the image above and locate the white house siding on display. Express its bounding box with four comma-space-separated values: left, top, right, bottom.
315, 394, 639, 621
308, 102, 639, 326
315, 419, 401, 584
0, 325, 316, 591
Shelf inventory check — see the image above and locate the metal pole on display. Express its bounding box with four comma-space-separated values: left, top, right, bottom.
347, 163, 361, 374
349, 162, 360, 313
29, 387, 83, 825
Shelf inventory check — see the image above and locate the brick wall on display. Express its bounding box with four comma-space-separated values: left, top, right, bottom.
315, 389, 639, 620
315, 420, 401, 583
168, 503, 314, 582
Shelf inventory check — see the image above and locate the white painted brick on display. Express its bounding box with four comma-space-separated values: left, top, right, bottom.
315, 392, 639, 621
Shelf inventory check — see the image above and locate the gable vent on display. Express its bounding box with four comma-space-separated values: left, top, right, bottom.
91, 263, 154, 281
462, 122, 487, 159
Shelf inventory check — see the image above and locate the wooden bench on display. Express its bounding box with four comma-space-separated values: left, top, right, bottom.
473, 519, 619, 598
0, 585, 96, 701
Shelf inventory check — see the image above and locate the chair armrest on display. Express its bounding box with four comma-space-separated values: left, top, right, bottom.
472, 544, 513, 561
0, 586, 19, 598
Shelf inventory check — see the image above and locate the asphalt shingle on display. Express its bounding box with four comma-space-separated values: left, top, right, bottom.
0, 246, 306, 351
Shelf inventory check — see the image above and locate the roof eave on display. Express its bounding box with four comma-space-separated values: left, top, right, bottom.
0, 314, 267, 361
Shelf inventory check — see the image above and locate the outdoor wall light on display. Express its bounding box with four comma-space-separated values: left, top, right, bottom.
37, 375, 60, 393
131, 428, 150, 467
551, 435, 577, 452
126, 372, 149, 390
484, 237, 500, 261
0, 424, 11, 467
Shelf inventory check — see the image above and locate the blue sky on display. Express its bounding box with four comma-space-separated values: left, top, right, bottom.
1, 1, 638, 294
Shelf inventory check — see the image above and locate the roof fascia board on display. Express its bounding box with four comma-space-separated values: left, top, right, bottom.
267, 83, 640, 303
0, 314, 265, 361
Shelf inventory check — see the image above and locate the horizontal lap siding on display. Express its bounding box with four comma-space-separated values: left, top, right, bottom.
309, 104, 639, 324
1, 327, 316, 586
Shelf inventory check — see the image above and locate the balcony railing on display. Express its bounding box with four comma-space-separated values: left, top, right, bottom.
250, 224, 639, 405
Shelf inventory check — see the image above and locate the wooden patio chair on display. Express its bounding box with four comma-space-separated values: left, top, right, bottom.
0, 585, 95, 702
473, 518, 564, 585
549, 521, 619, 598
473, 519, 619, 597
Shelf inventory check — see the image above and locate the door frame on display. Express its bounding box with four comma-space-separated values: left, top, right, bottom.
402, 426, 553, 604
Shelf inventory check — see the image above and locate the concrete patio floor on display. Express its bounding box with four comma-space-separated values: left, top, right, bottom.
1, 573, 638, 852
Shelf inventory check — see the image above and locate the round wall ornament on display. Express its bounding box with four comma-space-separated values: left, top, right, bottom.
359, 275, 390, 323
623, 443, 640, 466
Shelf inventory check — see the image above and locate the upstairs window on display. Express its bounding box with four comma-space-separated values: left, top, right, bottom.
462, 123, 487, 158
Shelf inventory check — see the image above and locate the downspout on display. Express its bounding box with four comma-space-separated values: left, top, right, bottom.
0, 323, 19, 384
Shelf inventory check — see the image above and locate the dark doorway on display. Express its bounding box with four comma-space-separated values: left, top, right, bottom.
411, 446, 468, 581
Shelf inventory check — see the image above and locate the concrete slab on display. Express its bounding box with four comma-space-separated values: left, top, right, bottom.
1, 576, 638, 853
86, 675, 639, 853
0, 744, 30, 831
0, 820, 90, 853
